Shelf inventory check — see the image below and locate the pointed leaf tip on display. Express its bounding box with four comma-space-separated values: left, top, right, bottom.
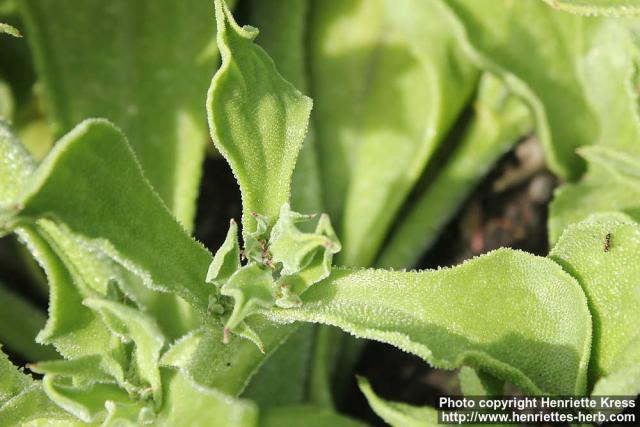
208, 0, 312, 235
0, 23, 21, 37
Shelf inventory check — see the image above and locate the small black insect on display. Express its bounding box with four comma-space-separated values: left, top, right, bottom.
604, 233, 612, 252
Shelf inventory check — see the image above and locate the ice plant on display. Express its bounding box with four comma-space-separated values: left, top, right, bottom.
0, 0, 639, 425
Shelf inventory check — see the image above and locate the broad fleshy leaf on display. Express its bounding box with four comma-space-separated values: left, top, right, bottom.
248, 0, 322, 215
221, 264, 274, 341
592, 334, 640, 396
154, 367, 258, 427
378, 73, 532, 268
19, 224, 113, 358
266, 249, 591, 395
160, 322, 294, 396
204, 0, 325, 401
549, 214, 640, 392
549, 150, 640, 245
42, 375, 131, 423
542, 0, 640, 15
578, 18, 640, 156
0, 383, 77, 426
309, 0, 478, 266
30, 352, 127, 389
0, 119, 34, 204
242, 324, 315, 408
19, 0, 225, 228
3, 124, 191, 353
0, 121, 202, 369
39, 216, 197, 341
577, 145, 640, 187
357, 376, 439, 427
543, 17, 640, 238
207, 0, 312, 235
84, 298, 165, 405
9, 119, 213, 315
0, 345, 32, 404
243, 1, 329, 407
444, 0, 598, 180
206, 219, 241, 285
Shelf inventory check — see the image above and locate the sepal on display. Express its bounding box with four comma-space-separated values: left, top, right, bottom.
270, 204, 340, 296
212, 204, 341, 351
220, 264, 274, 338
206, 219, 241, 285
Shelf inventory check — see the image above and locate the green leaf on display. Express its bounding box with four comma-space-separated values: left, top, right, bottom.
160, 322, 294, 397
3, 118, 201, 358
205, 1, 322, 402
357, 376, 439, 427
10, 119, 213, 315
309, 0, 478, 266
208, 0, 312, 235
0, 282, 57, 361
30, 352, 127, 389
458, 366, 504, 396
0, 22, 19, 37
206, 219, 241, 285
205, 221, 272, 349
248, 0, 323, 214
4, 136, 135, 357
33, 353, 260, 426
42, 375, 130, 423
84, 298, 165, 405
0, 384, 78, 426
242, 324, 315, 408
18, 224, 113, 358
306, 326, 342, 408
0, 119, 34, 204
154, 367, 258, 427
542, 17, 640, 238
577, 18, 640, 156
103, 401, 153, 426
549, 214, 640, 392
0, 345, 32, 404
19, 0, 224, 228
238, 1, 326, 406
548, 151, 640, 245
221, 264, 274, 342
445, 0, 597, 180
259, 405, 367, 427
270, 204, 340, 300
378, 72, 532, 268
39, 218, 196, 341
3, 123, 184, 351
577, 146, 640, 187
592, 334, 640, 395
266, 249, 592, 395
541, 0, 640, 15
